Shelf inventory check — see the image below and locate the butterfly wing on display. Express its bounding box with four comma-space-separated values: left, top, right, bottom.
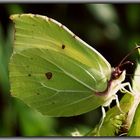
9, 14, 112, 116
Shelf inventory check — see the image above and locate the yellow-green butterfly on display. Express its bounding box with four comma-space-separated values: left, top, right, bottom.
9, 14, 133, 117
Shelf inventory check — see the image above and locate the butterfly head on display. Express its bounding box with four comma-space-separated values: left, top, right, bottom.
111, 60, 134, 80
111, 67, 123, 80
111, 46, 140, 81
111, 60, 134, 83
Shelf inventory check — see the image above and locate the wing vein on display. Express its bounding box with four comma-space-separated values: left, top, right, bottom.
38, 49, 95, 91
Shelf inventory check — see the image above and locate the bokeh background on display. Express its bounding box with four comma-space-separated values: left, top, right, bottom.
0, 4, 140, 136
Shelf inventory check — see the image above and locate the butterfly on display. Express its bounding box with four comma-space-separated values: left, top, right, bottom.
9, 14, 133, 118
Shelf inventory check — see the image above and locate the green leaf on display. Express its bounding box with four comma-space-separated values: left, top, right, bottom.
127, 49, 140, 136
128, 103, 140, 136
87, 93, 134, 136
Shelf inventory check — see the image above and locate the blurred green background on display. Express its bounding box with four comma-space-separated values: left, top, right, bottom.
0, 4, 140, 136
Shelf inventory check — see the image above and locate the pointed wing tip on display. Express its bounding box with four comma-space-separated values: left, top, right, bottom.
9, 14, 17, 20
9, 14, 22, 21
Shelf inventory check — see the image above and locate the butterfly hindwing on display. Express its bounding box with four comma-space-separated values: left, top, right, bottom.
9, 14, 112, 116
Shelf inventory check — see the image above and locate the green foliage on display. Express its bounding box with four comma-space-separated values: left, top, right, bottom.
0, 4, 140, 136
128, 103, 140, 136
87, 93, 134, 136
127, 50, 140, 136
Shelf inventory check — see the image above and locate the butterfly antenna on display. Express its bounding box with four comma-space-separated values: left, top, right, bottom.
117, 46, 140, 68
120, 61, 134, 67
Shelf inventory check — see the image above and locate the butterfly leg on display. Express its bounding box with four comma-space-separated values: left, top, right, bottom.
120, 82, 134, 95
114, 94, 124, 113
97, 106, 106, 135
